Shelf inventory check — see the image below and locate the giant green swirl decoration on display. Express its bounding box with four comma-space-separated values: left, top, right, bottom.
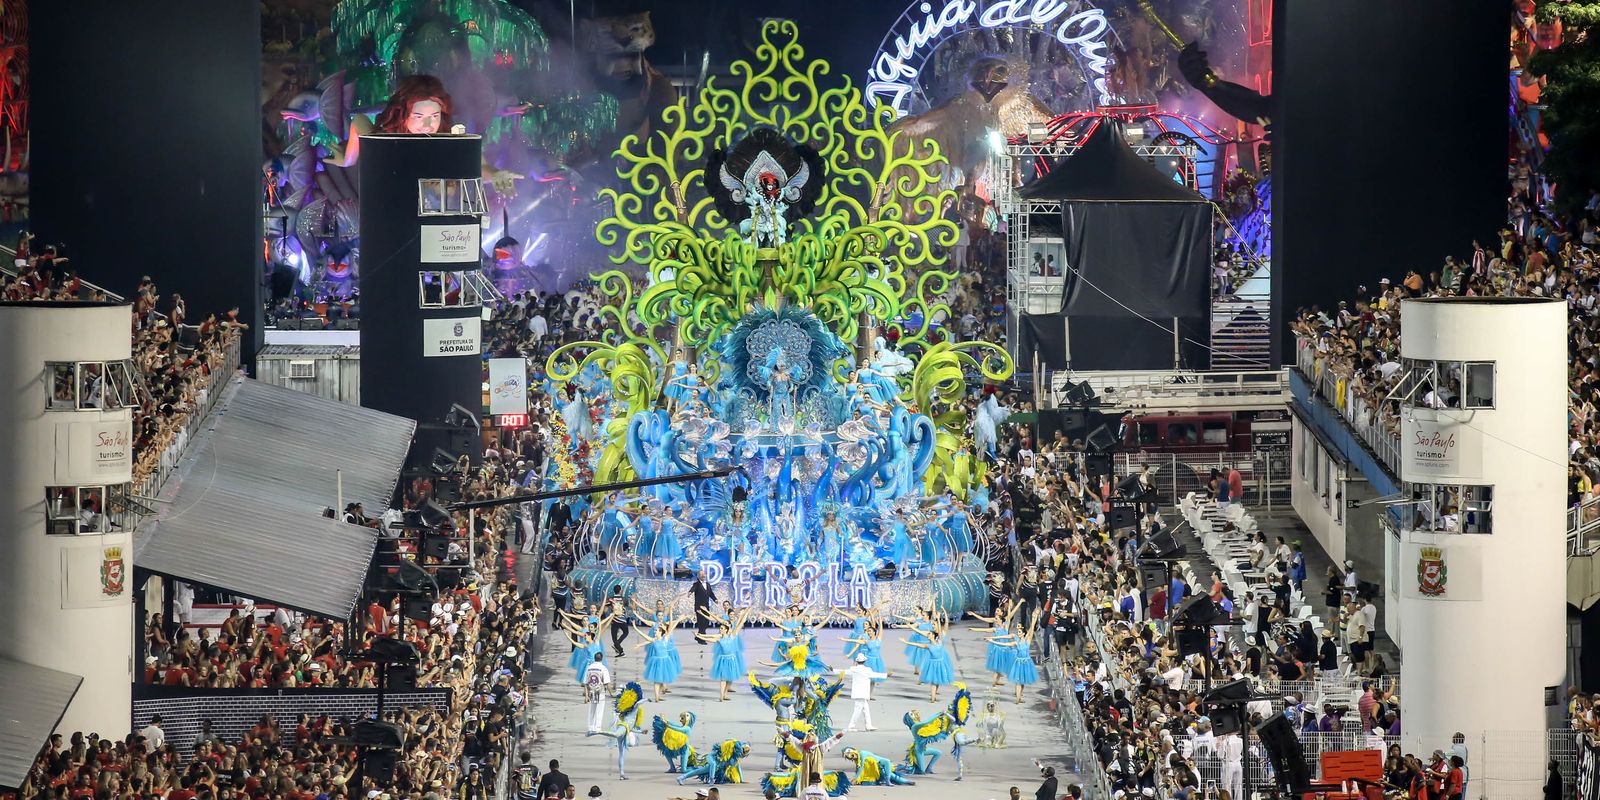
557, 19, 1013, 469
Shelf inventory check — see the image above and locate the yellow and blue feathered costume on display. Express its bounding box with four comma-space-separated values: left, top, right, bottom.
678, 739, 750, 785
843, 747, 915, 786
651, 710, 697, 773
760, 769, 851, 797
902, 684, 970, 774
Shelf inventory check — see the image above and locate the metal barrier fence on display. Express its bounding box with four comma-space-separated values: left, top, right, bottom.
1570, 495, 1600, 556
1115, 452, 1292, 511
1294, 340, 1403, 475
1043, 657, 1116, 800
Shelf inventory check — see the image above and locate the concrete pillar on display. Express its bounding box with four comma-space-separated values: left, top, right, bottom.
0, 302, 135, 736
1396, 297, 1565, 797
358, 135, 486, 433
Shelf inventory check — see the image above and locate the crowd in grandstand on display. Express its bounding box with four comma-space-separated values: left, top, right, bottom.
3, 240, 246, 486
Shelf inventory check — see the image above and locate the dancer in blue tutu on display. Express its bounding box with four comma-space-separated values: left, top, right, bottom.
841, 606, 870, 662
902, 617, 956, 701
839, 611, 888, 699
973, 599, 1020, 687
895, 607, 937, 679
1006, 614, 1041, 703
637, 615, 688, 701
697, 608, 751, 701
561, 620, 607, 685
763, 606, 805, 663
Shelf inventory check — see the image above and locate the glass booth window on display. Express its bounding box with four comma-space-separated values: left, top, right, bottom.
1406, 482, 1493, 533
47, 363, 75, 409
1463, 362, 1495, 408
1398, 358, 1494, 409
417, 178, 486, 216
46, 485, 130, 535
1167, 423, 1197, 445
419, 270, 482, 308
47, 360, 141, 411
77, 362, 103, 410
1138, 423, 1159, 447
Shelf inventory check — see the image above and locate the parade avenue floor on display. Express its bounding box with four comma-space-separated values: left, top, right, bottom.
521, 620, 1080, 799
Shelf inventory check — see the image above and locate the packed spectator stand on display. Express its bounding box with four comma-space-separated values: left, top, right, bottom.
3, 238, 550, 800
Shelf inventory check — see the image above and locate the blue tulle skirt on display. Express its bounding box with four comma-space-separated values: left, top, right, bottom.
919, 642, 955, 686
906, 624, 931, 667
574, 642, 605, 684
864, 639, 887, 682
1007, 645, 1039, 686
844, 619, 867, 660
644, 639, 682, 684
710, 636, 746, 682
986, 628, 1016, 675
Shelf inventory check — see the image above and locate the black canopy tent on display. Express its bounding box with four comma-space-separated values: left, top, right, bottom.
1016, 123, 1214, 371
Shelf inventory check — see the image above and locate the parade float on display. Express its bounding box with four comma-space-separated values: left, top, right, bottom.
546, 21, 1015, 620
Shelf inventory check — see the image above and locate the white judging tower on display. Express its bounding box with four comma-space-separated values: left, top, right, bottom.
1394, 297, 1566, 797
0, 302, 137, 736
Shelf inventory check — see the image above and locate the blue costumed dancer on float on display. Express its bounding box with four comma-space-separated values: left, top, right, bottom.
763, 349, 797, 432
650, 711, 697, 773
677, 739, 751, 786
586, 682, 647, 780
560, 383, 593, 448
842, 746, 915, 786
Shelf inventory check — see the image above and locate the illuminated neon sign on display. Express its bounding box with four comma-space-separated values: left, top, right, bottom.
867, 0, 1116, 118
704, 560, 873, 608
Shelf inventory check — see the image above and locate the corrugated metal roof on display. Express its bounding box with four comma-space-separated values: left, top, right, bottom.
256, 344, 361, 358
0, 658, 82, 789
133, 377, 415, 619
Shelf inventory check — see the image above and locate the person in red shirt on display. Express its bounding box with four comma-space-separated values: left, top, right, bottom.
1444, 757, 1465, 800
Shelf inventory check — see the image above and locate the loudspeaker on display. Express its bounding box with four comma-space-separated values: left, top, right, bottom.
370, 637, 419, 664
403, 595, 432, 623
1140, 529, 1180, 558
1107, 505, 1137, 531
1209, 704, 1246, 735
422, 533, 451, 561
1255, 712, 1311, 793
353, 720, 406, 748
361, 749, 399, 780
1174, 624, 1208, 657
1086, 424, 1117, 453
1137, 562, 1169, 594
1058, 410, 1087, 433
1085, 453, 1113, 477
388, 664, 418, 692
420, 500, 453, 528
1172, 594, 1226, 626
1204, 678, 1252, 704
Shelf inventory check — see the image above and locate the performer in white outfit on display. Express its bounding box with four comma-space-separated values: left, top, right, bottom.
581, 653, 613, 732
837, 654, 888, 731
1218, 731, 1244, 800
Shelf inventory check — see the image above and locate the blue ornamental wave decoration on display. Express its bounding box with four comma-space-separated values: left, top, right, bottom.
715, 305, 848, 412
